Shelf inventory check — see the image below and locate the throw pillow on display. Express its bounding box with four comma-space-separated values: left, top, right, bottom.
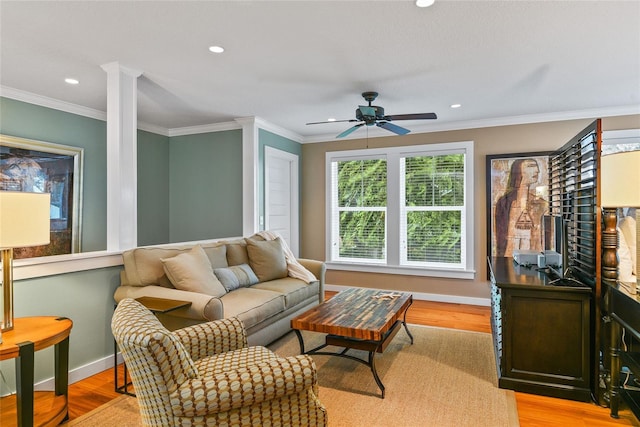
202, 244, 228, 269
226, 242, 250, 266
214, 264, 259, 292
161, 245, 227, 297
246, 237, 288, 282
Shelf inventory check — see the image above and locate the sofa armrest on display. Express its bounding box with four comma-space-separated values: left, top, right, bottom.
297, 258, 326, 302
172, 317, 248, 360
114, 285, 224, 321
172, 354, 317, 416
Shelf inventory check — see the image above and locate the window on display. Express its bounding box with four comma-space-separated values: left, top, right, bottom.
326, 142, 474, 279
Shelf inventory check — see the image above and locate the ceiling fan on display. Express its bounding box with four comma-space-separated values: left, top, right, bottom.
306, 91, 437, 138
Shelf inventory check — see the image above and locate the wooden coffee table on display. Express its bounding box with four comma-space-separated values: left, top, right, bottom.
291, 287, 413, 398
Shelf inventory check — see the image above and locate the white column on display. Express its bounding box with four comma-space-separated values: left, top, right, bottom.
101, 62, 142, 251
235, 117, 260, 236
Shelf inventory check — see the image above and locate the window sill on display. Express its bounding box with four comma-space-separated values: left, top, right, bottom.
326, 262, 475, 280
3, 251, 124, 281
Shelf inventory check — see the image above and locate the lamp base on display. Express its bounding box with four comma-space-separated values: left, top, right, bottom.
1, 248, 14, 333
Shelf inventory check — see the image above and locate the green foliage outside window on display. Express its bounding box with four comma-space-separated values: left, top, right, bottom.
337, 159, 386, 259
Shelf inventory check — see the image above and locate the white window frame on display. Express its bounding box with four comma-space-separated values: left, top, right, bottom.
325, 141, 475, 279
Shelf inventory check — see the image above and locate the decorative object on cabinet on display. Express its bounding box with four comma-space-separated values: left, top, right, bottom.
601, 150, 640, 295
0, 191, 50, 336
0, 134, 83, 258
485, 151, 551, 265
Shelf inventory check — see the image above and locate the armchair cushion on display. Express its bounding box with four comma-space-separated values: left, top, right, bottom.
174, 351, 317, 416
173, 316, 248, 361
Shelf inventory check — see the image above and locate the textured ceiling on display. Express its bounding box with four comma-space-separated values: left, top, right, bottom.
1, 0, 639, 141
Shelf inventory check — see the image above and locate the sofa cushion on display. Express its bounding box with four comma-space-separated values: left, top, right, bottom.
246, 237, 288, 282
220, 288, 285, 330
252, 277, 320, 309
214, 264, 259, 292
161, 245, 227, 297
202, 244, 228, 269
122, 247, 191, 288
226, 242, 250, 266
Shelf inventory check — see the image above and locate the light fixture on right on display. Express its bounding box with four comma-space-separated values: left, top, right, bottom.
601, 150, 640, 294
416, 0, 435, 7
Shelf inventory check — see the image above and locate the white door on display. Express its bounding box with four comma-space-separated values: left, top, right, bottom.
265, 147, 299, 256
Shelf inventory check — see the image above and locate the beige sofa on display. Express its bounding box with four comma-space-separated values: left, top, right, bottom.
114, 236, 325, 346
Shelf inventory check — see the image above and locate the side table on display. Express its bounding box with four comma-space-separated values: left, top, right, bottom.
0, 316, 73, 427
114, 297, 191, 395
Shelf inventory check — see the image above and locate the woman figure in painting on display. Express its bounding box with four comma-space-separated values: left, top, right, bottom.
495, 158, 547, 257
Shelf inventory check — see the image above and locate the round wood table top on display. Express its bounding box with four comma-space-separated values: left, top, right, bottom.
0, 316, 73, 360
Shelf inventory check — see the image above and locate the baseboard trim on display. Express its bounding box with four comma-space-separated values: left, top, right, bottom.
324, 284, 490, 307
34, 353, 121, 391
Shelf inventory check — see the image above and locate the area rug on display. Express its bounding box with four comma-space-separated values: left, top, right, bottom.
69, 325, 519, 427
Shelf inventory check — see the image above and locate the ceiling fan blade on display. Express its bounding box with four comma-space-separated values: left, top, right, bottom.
377, 121, 410, 135
306, 119, 359, 125
336, 123, 365, 138
384, 113, 437, 121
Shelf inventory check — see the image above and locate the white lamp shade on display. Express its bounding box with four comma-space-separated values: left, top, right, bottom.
600, 151, 640, 207
0, 191, 51, 248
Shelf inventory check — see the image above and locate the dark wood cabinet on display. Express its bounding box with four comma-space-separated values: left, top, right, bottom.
489, 257, 593, 401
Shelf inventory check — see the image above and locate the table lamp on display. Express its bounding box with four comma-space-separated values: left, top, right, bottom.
0, 191, 51, 339
601, 150, 640, 294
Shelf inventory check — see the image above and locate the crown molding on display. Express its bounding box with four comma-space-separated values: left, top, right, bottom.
1, 85, 170, 136
1, 85, 107, 121
253, 116, 304, 143
168, 121, 241, 137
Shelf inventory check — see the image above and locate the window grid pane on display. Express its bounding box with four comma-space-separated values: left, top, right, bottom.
401, 154, 465, 267
406, 210, 461, 263
332, 159, 387, 263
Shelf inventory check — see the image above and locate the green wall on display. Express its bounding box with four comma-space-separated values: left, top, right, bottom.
169, 130, 244, 242
0, 97, 108, 252
138, 130, 170, 245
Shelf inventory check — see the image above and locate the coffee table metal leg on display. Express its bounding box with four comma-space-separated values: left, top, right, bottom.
403, 299, 414, 344
294, 329, 305, 354
369, 347, 385, 398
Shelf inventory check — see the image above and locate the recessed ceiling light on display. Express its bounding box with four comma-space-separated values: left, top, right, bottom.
65, 78, 79, 85
450, 103, 462, 109
208, 45, 225, 53
328, 118, 336, 122
416, 0, 435, 8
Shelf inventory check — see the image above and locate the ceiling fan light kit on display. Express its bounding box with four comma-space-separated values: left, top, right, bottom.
307, 91, 437, 139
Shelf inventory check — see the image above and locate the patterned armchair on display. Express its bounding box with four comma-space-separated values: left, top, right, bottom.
112, 298, 327, 426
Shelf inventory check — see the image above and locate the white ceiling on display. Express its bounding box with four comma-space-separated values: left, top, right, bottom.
1, 0, 639, 142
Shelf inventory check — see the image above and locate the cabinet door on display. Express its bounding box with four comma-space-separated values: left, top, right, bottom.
502, 288, 591, 400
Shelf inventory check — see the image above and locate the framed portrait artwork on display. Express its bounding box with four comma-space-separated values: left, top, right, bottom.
0, 134, 83, 258
486, 151, 551, 263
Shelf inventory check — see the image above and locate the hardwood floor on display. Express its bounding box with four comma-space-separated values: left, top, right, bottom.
60, 293, 638, 426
